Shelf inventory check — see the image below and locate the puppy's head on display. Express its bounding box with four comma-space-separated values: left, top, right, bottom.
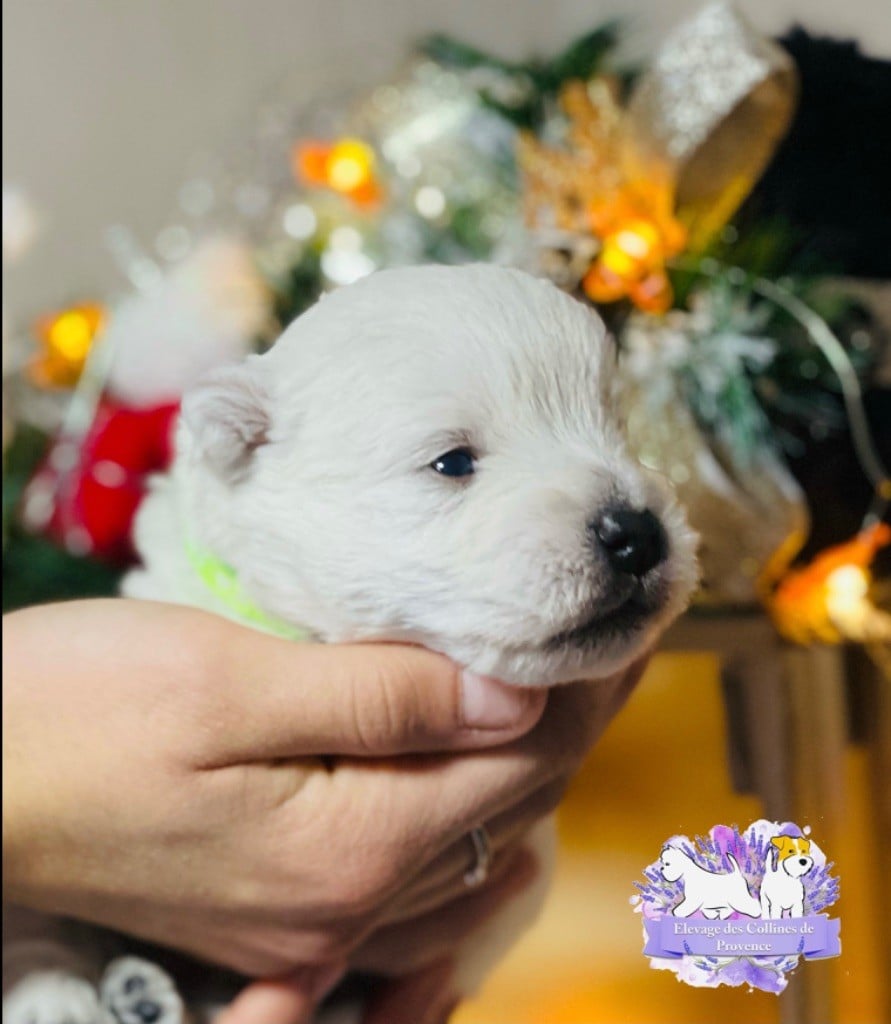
771, 836, 814, 878
181, 265, 698, 685
659, 846, 687, 882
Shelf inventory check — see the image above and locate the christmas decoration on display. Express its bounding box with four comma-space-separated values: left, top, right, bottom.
103, 237, 271, 407
294, 137, 383, 207
2, 3, 888, 674
618, 284, 809, 605
20, 399, 178, 563
769, 522, 891, 644
29, 303, 106, 389
518, 79, 686, 313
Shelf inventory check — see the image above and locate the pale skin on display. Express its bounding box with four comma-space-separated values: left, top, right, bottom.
3, 600, 645, 1024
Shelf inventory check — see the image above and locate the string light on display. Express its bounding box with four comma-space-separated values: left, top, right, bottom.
283, 203, 317, 240
293, 137, 383, 207
414, 185, 446, 219
29, 304, 106, 388
770, 524, 890, 644
519, 80, 687, 314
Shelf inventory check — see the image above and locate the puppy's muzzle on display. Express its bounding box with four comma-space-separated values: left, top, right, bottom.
590, 505, 667, 579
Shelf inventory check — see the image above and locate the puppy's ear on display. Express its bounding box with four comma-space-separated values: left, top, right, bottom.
181, 362, 270, 483
770, 837, 785, 850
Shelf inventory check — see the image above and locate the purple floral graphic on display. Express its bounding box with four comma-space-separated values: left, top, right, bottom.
631, 819, 840, 993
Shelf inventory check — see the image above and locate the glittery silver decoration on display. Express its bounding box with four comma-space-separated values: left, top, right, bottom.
625, 1, 797, 246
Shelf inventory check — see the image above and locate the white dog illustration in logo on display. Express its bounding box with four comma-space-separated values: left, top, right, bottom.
760, 835, 814, 919
660, 845, 761, 920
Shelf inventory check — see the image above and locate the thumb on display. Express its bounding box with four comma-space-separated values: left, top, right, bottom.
215, 963, 345, 1024
204, 628, 546, 764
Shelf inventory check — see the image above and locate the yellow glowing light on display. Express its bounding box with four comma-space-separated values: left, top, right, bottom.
328, 157, 364, 190
613, 220, 660, 261
769, 523, 891, 644
47, 310, 95, 361
826, 564, 869, 608
519, 80, 689, 313
293, 137, 382, 207
581, 201, 682, 313
328, 143, 372, 192
599, 238, 640, 279
30, 303, 105, 388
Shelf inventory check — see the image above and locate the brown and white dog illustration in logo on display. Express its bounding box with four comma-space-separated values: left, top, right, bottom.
760, 835, 814, 919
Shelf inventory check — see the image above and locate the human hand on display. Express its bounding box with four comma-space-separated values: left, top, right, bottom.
214, 660, 643, 1024
342, 661, 645, 1024
3, 599, 643, 1024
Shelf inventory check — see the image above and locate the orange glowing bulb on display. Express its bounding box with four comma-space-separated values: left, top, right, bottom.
295, 142, 331, 184
293, 137, 382, 207
598, 236, 639, 279
769, 523, 891, 644
327, 139, 374, 192
613, 219, 661, 263
30, 303, 105, 388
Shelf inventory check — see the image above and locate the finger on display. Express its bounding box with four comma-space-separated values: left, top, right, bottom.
204, 633, 546, 764
337, 672, 624, 870
216, 962, 345, 1024
216, 980, 314, 1024
362, 959, 457, 1024
384, 779, 565, 922
386, 839, 528, 924
352, 849, 538, 975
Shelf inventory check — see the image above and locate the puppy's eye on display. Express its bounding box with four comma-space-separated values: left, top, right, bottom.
431, 447, 476, 478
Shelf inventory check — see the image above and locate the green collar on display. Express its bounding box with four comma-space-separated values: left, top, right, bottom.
186, 542, 311, 642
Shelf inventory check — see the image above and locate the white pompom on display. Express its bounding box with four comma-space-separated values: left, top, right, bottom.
105, 236, 271, 407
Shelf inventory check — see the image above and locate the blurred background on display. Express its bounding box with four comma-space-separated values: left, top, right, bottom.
3, 2, 890, 1023
4, 0, 891, 320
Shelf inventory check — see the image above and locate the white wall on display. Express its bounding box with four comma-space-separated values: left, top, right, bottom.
4, 0, 890, 323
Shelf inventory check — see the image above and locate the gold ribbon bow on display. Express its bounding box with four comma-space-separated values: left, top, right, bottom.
520, 2, 798, 310
625, 0, 798, 251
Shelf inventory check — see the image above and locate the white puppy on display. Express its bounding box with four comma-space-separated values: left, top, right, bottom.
660, 846, 761, 920
5, 265, 698, 1022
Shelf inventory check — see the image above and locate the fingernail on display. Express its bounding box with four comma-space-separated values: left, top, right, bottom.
461, 671, 543, 730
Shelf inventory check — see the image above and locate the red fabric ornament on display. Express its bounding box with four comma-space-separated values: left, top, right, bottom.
22, 399, 179, 564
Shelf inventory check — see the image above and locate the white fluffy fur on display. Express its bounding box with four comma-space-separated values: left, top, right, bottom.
6, 264, 697, 1022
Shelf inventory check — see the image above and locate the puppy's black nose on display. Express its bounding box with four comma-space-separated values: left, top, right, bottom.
592, 507, 667, 577
799, 858, 809, 866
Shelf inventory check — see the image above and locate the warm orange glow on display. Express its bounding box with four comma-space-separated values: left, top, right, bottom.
293, 137, 382, 207
614, 219, 661, 261
769, 523, 891, 644
582, 199, 685, 313
582, 263, 627, 304
30, 303, 105, 388
599, 236, 641, 278
629, 269, 674, 315
518, 79, 688, 313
